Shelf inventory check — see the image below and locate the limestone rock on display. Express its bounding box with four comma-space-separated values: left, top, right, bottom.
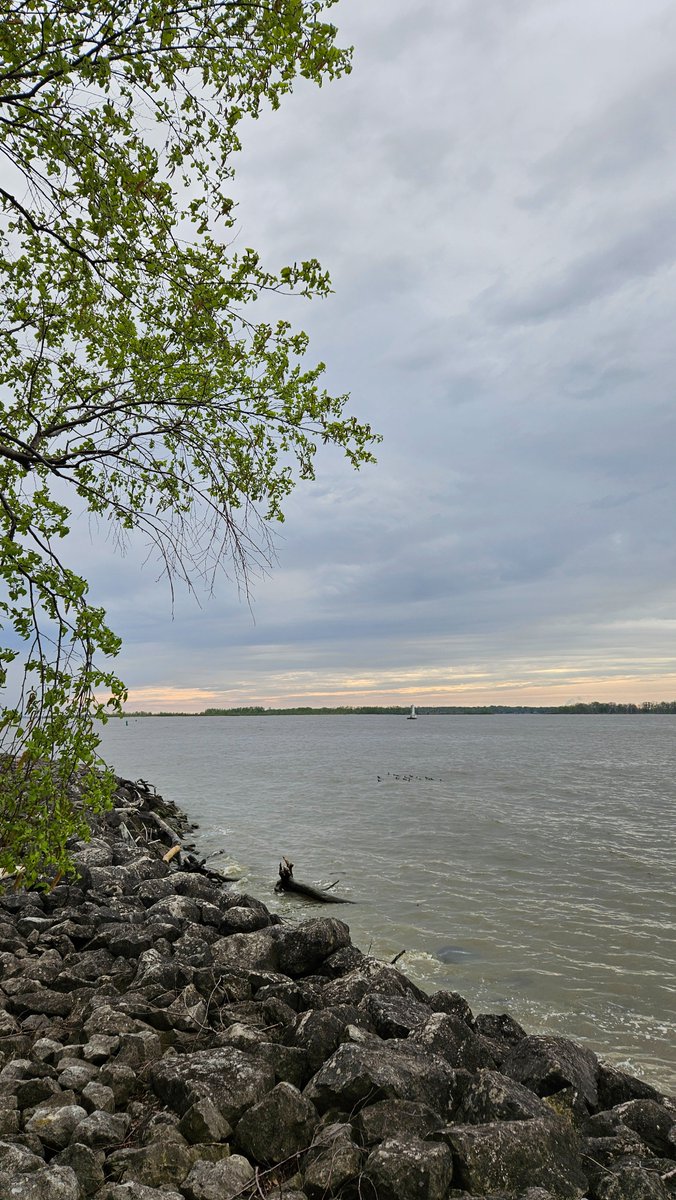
320, 960, 426, 1008
291, 1007, 362, 1075
597, 1063, 672, 1110
442, 1117, 587, 1200
362, 1135, 453, 1200
409, 1011, 497, 1072
275, 919, 352, 978
30, 1038, 63, 1064
454, 1068, 556, 1124
81, 1082, 115, 1114
9, 990, 74, 1017
177, 1098, 232, 1144
151, 1046, 275, 1121
53, 1143, 105, 1196
357, 991, 431, 1038
115, 1029, 162, 1069
303, 1039, 455, 1118
211, 929, 281, 973
182, 1154, 255, 1200
109, 1132, 196, 1187
235, 1082, 318, 1165
72, 840, 114, 869
25, 1103, 88, 1150
354, 1098, 444, 1146
502, 1035, 599, 1111
302, 1122, 362, 1198
94, 1184, 185, 1200
0, 1164, 82, 1199
70, 1109, 130, 1149
594, 1165, 670, 1199
57, 1061, 99, 1092
0, 1138, 45, 1173
97, 1064, 136, 1107
613, 1099, 676, 1158
14, 1076, 62, 1109
218, 906, 274, 936
82, 1035, 119, 1064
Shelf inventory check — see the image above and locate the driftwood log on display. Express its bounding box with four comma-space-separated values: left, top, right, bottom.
275, 857, 355, 904
137, 807, 183, 847
182, 854, 240, 884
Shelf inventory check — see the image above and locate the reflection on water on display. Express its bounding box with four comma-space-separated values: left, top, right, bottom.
99, 714, 676, 1090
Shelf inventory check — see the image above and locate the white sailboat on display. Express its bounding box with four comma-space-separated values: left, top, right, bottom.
407, 704, 417, 720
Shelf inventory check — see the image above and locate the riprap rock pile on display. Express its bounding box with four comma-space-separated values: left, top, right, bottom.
0, 779, 674, 1200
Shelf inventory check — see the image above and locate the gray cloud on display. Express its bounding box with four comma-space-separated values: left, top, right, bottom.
491, 204, 676, 324
50, 0, 676, 708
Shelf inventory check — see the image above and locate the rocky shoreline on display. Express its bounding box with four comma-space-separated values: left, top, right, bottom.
0, 779, 674, 1200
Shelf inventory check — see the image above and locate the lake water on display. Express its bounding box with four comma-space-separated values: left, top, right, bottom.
98, 715, 676, 1092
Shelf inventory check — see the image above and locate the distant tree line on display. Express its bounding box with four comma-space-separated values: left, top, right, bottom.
120, 701, 676, 717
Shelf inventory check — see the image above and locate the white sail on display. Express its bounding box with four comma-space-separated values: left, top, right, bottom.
407, 704, 417, 719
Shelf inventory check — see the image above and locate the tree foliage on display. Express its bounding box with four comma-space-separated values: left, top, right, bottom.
0, 0, 378, 883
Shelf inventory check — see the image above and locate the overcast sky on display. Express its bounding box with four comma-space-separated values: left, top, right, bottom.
87, 0, 676, 709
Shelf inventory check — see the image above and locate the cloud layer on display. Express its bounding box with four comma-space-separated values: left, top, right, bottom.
77, 0, 676, 708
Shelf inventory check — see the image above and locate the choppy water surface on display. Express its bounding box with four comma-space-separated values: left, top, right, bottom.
99, 715, 676, 1090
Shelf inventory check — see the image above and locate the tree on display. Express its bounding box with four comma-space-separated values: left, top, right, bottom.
0, 0, 378, 884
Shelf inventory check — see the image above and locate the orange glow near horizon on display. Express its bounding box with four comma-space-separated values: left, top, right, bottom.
117, 666, 676, 712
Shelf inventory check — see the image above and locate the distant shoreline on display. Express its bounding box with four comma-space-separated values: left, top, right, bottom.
118, 701, 676, 717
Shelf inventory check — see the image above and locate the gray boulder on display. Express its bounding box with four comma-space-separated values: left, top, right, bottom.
0, 1138, 45, 1173
302, 1122, 362, 1198
0, 1095, 20, 1136
218, 906, 274, 935
177, 1098, 232, 1145
429, 989, 475, 1024
94, 1185, 184, 1200
81, 1082, 115, 1113
442, 1117, 587, 1199
97, 1064, 136, 1107
320, 960, 426, 1008
582, 1127, 653, 1188
597, 1063, 672, 1110
594, 1165, 670, 1199
502, 1035, 599, 1111
182, 1154, 255, 1200
235, 1082, 318, 1164
107, 1131, 195, 1188
275, 919, 352, 978
357, 991, 430, 1038
57, 1061, 99, 1092
211, 919, 351, 980
72, 841, 114, 869
613, 1099, 676, 1157
25, 1103, 88, 1150
409, 1011, 497, 1071
82, 1035, 119, 1065
71, 1109, 130, 1149
145, 895, 202, 925
151, 1046, 275, 1121
14, 1076, 62, 1109
453, 1069, 555, 1124
31, 1038, 63, 1064
211, 929, 281, 973
291, 1006, 365, 1075
362, 1135, 453, 1200
218, 1027, 309, 1088
115, 1030, 162, 1068
0, 1164, 82, 1199
53, 1144, 105, 1196
354, 1098, 443, 1146
303, 1039, 455, 1118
